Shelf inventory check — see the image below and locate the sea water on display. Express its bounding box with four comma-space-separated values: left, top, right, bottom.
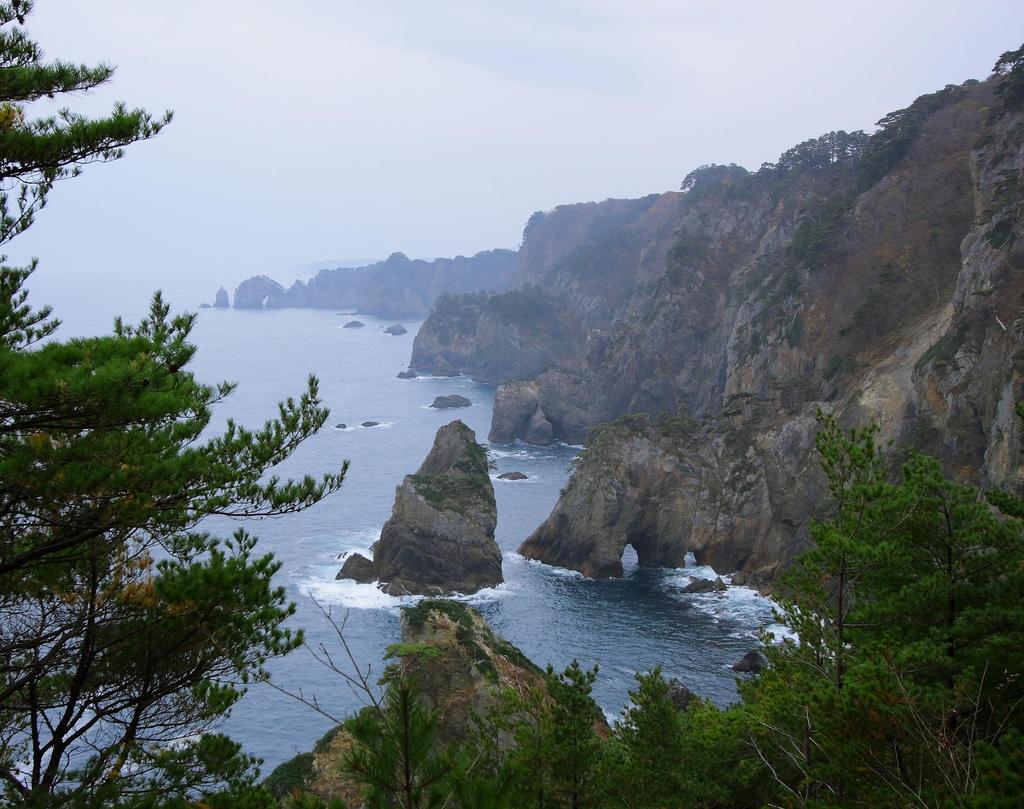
45, 302, 779, 771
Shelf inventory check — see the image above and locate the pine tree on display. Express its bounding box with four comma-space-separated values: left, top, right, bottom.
0, 5, 346, 805
341, 674, 452, 809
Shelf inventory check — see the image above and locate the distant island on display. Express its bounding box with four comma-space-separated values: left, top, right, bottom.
223, 248, 517, 318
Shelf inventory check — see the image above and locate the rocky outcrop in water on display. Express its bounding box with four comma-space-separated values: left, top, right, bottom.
384, 323, 407, 335
518, 410, 822, 584
212, 287, 229, 308
233, 275, 285, 309
430, 394, 471, 409
336, 421, 502, 595
231, 249, 517, 318
336, 552, 375, 583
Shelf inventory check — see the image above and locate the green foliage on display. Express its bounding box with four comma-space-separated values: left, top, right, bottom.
385, 642, 444, 662
400, 600, 502, 682
0, 6, 345, 805
741, 411, 1024, 806
485, 287, 558, 325
993, 43, 1024, 114
262, 752, 316, 800
857, 83, 968, 191
0, 1, 171, 247
341, 674, 453, 809
502, 661, 605, 809
760, 130, 869, 177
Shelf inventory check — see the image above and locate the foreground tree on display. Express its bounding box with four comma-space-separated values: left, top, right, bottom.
0, 4, 346, 806
747, 412, 1024, 807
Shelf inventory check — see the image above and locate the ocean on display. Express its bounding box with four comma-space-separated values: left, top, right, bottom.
39, 298, 779, 773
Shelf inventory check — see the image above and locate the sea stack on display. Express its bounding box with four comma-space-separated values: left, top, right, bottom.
338, 421, 502, 595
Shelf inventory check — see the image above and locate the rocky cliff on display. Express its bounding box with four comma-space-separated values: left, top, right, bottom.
419, 66, 1024, 585
232, 249, 517, 318
337, 421, 502, 595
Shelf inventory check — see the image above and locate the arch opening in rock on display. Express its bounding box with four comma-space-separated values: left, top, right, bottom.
620, 543, 639, 573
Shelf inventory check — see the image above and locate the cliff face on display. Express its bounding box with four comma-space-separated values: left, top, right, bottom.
410, 194, 680, 381
337, 421, 502, 595
232, 249, 517, 318
419, 75, 1024, 585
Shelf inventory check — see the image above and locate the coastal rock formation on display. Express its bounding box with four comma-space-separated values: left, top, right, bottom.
430, 394, 471, 409
263, 600, 549, 802
231, 249, 517, 318
396, 369, 417, 379
233, 275, 284, 309
519, 410, 822, 585
682, 576, 728, 594
212, 287, 229, 308
336, 552, 375, 583
415, 74, 1024, 584
384, 323, 408, 335
390, 601, 546, 746
497, 471, 527, 480
342, 320, 364, 329
336, 421, 502, 595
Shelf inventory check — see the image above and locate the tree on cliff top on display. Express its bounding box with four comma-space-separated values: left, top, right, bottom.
0, 4, 346, 806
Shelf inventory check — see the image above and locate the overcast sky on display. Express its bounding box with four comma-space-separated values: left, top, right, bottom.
8, 1, 1024, 323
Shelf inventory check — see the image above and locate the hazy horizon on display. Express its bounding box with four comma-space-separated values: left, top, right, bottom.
6, 1, 1024, 326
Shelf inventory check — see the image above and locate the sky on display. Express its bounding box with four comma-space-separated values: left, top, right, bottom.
7, 0, 1024, 325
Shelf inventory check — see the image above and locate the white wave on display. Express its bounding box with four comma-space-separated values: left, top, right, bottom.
295, 559, 517, 612
296, 565, 419, 610
452, 579, 520, 605
505, 551, 587, 579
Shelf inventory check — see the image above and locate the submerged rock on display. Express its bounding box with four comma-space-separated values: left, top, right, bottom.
681, 576, 727, 594
342, 320, 365, 329
384, 323, 408, 335
341, 421, 501, 595
733, 650, 768, 674
336, 552, 376, 583
334, 423, 347, 429
361, 421, 380, 428
497, 471, 528, 481
397, 369, 418, 379
430, 394, 471, 409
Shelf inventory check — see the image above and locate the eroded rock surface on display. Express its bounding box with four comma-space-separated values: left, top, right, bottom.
336, 421, 502, 595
